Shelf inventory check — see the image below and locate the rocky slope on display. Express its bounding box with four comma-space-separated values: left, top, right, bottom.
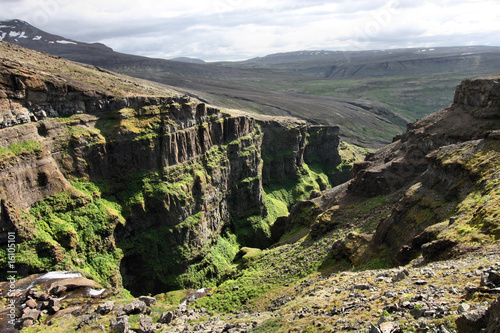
287, 75, 500, 270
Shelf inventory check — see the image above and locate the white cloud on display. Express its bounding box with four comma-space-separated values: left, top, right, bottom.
0, 0, 499, 61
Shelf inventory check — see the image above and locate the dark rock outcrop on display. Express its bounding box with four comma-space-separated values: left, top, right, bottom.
456, 297, 500, 333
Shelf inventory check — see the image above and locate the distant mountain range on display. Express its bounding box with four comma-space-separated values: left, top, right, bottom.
2, 19, 500, 146
227, 46, 500, 78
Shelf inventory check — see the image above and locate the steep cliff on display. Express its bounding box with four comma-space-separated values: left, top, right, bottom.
0, 42, 343, 295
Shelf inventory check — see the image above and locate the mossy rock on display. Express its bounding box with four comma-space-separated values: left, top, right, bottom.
234, 247, 263, 269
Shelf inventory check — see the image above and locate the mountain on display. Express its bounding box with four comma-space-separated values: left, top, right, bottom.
1, 41, 500, 333
222, 46, 500, 78
171, 57, 206, 64
0, 19, 112, 55
4, 19, 500, 148
0, 20, 405, 147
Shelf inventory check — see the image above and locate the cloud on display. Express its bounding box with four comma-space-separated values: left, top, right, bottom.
1, 0, 500, 61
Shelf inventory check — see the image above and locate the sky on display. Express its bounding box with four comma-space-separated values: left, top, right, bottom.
1, 0, 500, 61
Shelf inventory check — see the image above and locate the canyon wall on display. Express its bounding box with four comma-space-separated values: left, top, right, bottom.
0, 51, 342, 295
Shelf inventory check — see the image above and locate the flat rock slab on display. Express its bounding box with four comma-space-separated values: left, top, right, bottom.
49, 277, 101, 293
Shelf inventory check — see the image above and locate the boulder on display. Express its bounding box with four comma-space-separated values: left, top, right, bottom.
481, 271, 500, 288
138, 296, 157, 307
48, 305, 60, 314
77, 313, 101, 330
485, 297, 500, 333
96, 301, 115, 315
353, 283, 371, 290
379, 321, 400, 333
48, 277, 101, 295
330, 232, 373, 266
456, 297, 500, 333
50, 285, 67, 296
138, 314, 155, 333
369, 323, 382, 333
158, 311, 176, 324
22, 308, 41, 322
421, 239, 458, 261
392, 267, 409, 282
37, 293, 49, 301
110, 315, 131, 333
22, 318, 35, 328
456, 307, 489, 333
123, 299, 147, 315
458, 303, 470, 314
25, 299, 37, 309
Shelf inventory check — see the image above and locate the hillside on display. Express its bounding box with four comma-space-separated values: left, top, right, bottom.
0, 40, 500, 333
3, 19, 500, 147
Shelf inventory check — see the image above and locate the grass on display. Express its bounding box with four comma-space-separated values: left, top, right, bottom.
228, 66, 498, 127
1, 42, 176, 99
435, 140, 500, 244
0, 186, 125, 287
250, 318, 283, 332
0, 139, 43, 162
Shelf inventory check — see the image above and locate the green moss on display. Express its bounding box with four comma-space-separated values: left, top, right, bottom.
178, 211, 203, 229
0, 185, 125, 287
437, 140, 500, 245
265, 163, 329, 210
0, 139, 43, 161
178, 232, 240, 288
234, 247, 264, 269
358, 257, 390, 270
155, 289, 189, 306
278, 224, 309, 243
193, 269, 272, 312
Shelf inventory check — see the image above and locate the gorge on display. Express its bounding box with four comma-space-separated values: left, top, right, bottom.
1, 41, 500, 333
0, 42, 344, 296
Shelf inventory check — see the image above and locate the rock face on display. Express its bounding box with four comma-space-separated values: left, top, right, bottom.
0, 43, 342, 295
259, 120, 341, 186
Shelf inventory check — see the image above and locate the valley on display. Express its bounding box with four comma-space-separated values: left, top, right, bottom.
0, 18, 500, 333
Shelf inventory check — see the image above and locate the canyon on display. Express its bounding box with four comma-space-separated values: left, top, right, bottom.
0, 42, 343, 296
0, 41, 500, 333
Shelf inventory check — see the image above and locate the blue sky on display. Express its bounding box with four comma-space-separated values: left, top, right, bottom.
1, 0, 500, 61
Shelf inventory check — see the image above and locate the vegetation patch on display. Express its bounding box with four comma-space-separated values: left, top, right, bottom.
0, 139, 42, 163
0, 186, 124, 286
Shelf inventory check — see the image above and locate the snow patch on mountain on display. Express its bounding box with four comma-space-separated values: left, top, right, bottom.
56, 40, 77, 45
